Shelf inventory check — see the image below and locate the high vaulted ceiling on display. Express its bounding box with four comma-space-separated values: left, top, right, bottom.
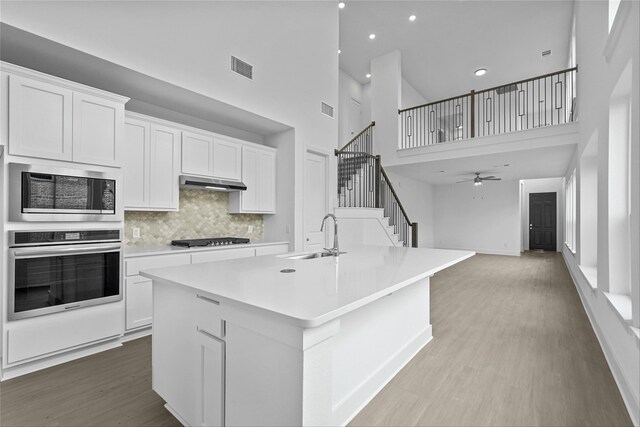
339, 0, 575, 102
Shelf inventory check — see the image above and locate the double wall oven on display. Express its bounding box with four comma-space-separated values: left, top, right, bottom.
7, 163, 124, 321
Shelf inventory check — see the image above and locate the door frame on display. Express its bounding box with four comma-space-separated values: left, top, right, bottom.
303, 145, 332, 250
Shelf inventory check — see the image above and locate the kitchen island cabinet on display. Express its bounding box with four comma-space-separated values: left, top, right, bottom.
142, 245, 473, 426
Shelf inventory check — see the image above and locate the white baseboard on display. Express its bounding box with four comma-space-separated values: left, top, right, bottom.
332, 325, 433, 426
562, 252, 640, 427
435, 245, 520, 257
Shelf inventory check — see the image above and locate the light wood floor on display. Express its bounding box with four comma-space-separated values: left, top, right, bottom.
0, 252, 632, 426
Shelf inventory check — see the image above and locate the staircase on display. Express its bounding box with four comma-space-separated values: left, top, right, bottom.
335, 122, 418, 247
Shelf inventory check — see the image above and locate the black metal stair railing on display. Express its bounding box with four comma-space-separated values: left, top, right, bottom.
335, 122, 418, 247
398, 66, 578, 149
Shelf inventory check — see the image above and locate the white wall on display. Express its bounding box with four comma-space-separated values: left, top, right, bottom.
401, 78, 426, 111
561, 1, 640, 425
433, 180, 521, 256
521, 177, 565, 252
384, 171, 434, 248
0, 1, 340, 252
338, 70, 365, 147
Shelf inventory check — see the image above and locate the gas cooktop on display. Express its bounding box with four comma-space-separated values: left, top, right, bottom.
171, 237, 250, 248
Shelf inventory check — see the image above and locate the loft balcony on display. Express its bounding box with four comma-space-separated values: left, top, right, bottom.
397, 67, 577, 150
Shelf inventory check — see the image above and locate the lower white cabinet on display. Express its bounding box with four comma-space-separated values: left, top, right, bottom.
125, 244, 288, 332
125, 276, 153, 330
196, 325, 225, 427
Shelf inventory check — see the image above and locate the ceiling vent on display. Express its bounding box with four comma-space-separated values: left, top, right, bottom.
496, 84, 519, 95
321, 102, 334, 118
231, 56, 253, 79
541, 49, 552, 57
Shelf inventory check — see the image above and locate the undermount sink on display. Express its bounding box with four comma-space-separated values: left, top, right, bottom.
284, 251, 335, 260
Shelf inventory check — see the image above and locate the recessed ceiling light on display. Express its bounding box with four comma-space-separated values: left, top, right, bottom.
369, 33, 376, 40
338, 2, 345, 9
475, 68, 487, 76
338, 49, 341, 54
366, 73, 371, 78
409, 15, 416, 21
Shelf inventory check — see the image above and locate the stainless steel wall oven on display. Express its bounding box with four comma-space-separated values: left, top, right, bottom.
8, 230, 123, 320
9, 163, 122, 222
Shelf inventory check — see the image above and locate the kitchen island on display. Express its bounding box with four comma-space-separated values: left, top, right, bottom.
141, 245, 474, 427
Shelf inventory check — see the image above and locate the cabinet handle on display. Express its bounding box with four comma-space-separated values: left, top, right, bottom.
196, 326, 224, 343
196, 294, 220, 305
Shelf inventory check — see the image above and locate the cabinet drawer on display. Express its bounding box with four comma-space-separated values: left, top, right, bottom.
6, 303, 123, 365
255, 244, 289, 256
194, 293, 224, 338
126, 253, 190, 276
190, 247, 255, 264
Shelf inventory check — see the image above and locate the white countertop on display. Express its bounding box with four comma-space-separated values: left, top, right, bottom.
124, 241, 290, 258
141, 245, 474, 327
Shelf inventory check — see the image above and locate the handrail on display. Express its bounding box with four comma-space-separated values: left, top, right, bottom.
337, 121, 375, 153
334, 150, 377, 159
380, 166, 412, 226
399, 66, 578, 113
474, 66, 578, 95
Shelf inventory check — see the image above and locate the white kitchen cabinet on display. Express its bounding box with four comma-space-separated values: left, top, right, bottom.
123, 114, 180, 211
229, 145, 276, 214
8, 74, 73, 161
182, 130, 214, 177
3, 64, 128, 166
196, 328, 225, 427
72, 92, 124, 167
123, 118, 150, 208
212, 139, 242, 181
125, 276, 153, 330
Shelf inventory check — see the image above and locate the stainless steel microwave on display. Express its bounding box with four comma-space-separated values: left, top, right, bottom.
9, 163, 123, 222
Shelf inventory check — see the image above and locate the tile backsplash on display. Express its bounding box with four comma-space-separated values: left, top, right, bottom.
124, 189, 263, 247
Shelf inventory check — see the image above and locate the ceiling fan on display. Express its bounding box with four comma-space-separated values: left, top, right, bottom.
456, 172, 502, 186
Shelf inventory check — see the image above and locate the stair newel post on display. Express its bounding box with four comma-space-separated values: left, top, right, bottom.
470, 90, 476, 138
375, 155, 382, 209
411, 222, 418, 248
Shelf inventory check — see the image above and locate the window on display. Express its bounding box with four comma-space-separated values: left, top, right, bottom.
565, 169, 577, 252
579, 132, 598, 286
608, 0, 621, 33
608, 62, 632, 296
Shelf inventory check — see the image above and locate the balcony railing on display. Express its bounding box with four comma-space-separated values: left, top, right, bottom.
398, 66, 578, 149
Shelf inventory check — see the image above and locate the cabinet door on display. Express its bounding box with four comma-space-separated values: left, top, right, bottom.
257, 150, 276, 213
72, 92, 124, 166
8, 74, 73, 161
212, 139, 242, 181
182, 131, 214, 176
196, 328, 225, 427
150, 125, 180, 210
123, 118, 150, 208
240, 146, 259, 212
125, 276, 153, 330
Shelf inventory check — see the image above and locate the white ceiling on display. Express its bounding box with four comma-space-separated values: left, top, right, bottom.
385, 143, 576, 185
339, 0, 575, 102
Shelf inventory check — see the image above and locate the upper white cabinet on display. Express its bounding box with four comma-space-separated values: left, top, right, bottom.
182, 132, 242, 181
213, 139, 242, 181
123, 113, 180, 211
3, 63, 128, 166
229, 145, 276, 214
182, 131, 214, 177
72, 92, 124, 167
8, 75, 73, 161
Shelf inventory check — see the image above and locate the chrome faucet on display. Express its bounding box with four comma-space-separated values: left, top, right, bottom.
320, 213, 340, 256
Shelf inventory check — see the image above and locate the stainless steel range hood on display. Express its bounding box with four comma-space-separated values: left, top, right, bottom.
179, 175, 247, 192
